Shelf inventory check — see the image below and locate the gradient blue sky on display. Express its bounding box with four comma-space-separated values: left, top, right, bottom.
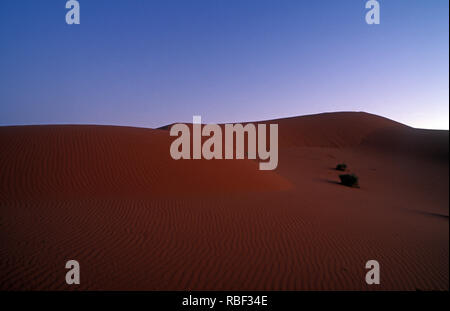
0, 0, 448, 129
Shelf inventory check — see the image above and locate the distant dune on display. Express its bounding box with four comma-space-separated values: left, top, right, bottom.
0, 112, 448, 290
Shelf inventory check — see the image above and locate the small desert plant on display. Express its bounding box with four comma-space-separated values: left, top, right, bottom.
339, 174, 359, 187
335, 163, 347, 171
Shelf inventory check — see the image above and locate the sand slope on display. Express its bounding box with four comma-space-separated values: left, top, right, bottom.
0, 112, 448, 290
0, 125, 291, 202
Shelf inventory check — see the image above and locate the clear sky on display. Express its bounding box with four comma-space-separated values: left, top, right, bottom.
0, 0, 448, 129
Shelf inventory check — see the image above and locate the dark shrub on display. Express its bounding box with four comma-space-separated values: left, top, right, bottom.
335, 163, 347, 171
339, 174, 359, 187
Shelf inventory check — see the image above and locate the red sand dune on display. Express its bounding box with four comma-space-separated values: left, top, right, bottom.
0, 112, 448, 290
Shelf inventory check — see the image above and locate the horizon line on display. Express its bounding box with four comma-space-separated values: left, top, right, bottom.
0, 111, 449, 131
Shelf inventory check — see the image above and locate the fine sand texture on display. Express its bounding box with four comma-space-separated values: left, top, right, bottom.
0, 112, 448, 290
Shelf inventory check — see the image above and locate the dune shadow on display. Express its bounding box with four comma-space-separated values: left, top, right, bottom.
405, 209, 449, 220
317, 178, 361, 189
318, 178, 342, 185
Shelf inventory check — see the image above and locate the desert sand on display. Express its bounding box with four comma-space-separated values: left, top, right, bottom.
0, 112, 448, 290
